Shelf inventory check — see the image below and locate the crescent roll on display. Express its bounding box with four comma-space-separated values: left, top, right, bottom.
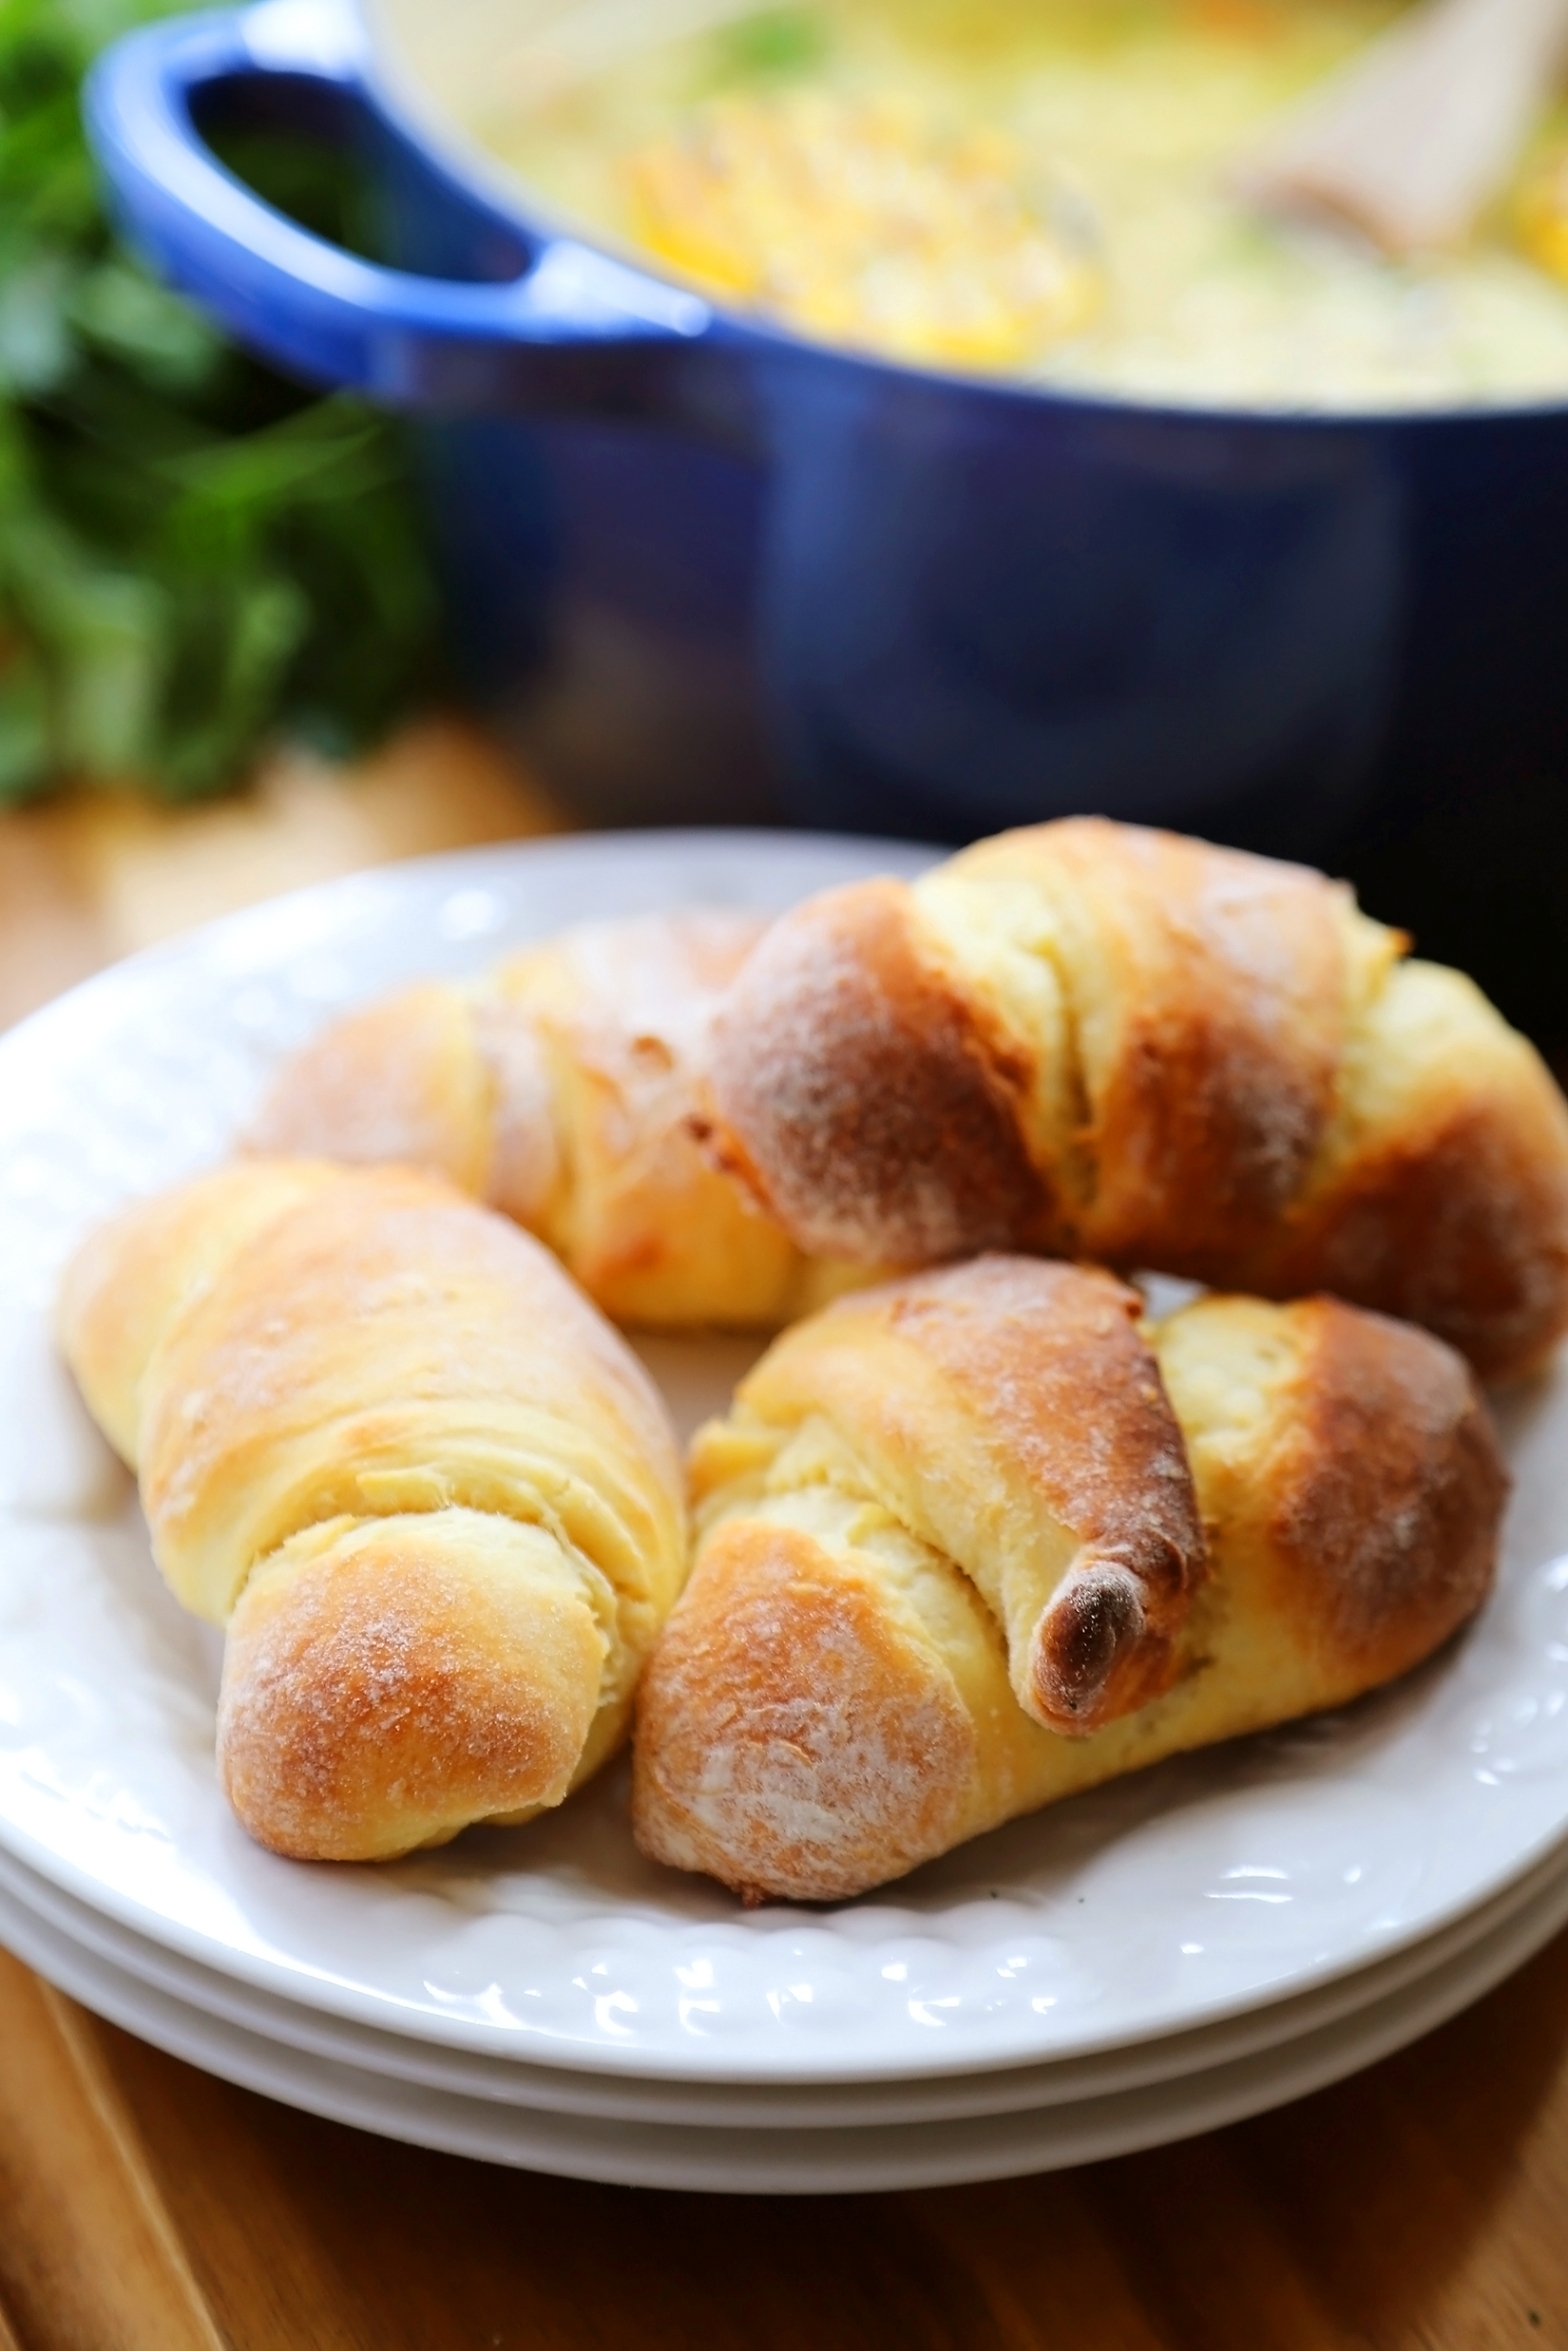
632, 1258, 1506, 1902
249, 911, 843, 1331
59, 1161, 686, 1862
706, 818, 1568, 1382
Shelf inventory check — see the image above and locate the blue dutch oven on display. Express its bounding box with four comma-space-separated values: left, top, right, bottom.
85, 0, 1568, 1014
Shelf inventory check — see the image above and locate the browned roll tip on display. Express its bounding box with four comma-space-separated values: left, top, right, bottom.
1026, 1553, 1172, 1735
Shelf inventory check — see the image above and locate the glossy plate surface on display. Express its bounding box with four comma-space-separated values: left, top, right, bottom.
5, 1850, 1568, 2192
2, 1830, 1565, 2129
0, 831, 1566, 2084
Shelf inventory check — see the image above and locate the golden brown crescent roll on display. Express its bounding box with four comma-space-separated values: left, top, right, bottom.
706, 818, 1568, 1382
249, 911, 842, 1331
632, 1258, 1506, 1902
58, 1161, 686, 1862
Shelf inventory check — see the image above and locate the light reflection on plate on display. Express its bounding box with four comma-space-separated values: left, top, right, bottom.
0, 830, 1564, 2085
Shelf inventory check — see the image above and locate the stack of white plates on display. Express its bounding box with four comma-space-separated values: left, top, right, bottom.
1, 832, 1566, 2196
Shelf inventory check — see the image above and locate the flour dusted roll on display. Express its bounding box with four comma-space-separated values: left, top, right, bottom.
632, 1258, 1505, 1901
59, 1162, 686, 1861
250, 912, 841, 1330
706, 818, 1568, 1381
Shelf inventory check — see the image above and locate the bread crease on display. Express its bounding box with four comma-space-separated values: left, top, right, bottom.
60, 1161, 687, 1861
708, 818, 1568, 1381
633, 1259, 1505, 1901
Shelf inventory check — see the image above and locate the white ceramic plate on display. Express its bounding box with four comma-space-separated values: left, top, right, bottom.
2, 1826, 1565, 2128
5, 1846, 1568, 2193
1, 831, 1566, 2085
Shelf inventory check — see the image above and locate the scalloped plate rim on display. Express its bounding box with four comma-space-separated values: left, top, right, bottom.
0, 829, 1564, 2086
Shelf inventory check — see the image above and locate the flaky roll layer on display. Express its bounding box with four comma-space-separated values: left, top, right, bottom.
707, 819, 1568, 1382
59, 1163, 686, 1861
250, 912, 846, 1331
632, 1259, 1506, 1902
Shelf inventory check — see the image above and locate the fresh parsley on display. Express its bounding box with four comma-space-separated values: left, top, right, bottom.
0, 0, 444, 805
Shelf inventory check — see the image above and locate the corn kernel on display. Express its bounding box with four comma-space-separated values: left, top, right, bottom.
622, 91, 1101, 369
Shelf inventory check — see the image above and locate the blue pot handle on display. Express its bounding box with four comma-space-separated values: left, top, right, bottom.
83, 0, 713, 410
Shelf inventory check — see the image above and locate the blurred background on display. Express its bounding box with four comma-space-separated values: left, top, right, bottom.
6, 0, 1568, 1068
0, 0, 562, 1028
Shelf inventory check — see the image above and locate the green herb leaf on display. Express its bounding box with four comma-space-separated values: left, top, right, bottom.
0, 0, 446, 804
710, 8, 827, 86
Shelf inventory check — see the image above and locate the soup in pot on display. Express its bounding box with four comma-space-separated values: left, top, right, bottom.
467, 0, 1568, 410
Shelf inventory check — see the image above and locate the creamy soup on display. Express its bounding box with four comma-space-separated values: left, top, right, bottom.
467, 0, 1568, 409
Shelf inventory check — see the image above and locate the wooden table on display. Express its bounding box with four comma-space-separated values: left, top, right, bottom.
2, 740, 1565, 2350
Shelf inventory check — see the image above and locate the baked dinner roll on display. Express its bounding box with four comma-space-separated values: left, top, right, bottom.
632, 1258, 1506, 1902
250, 911, 842, 1331
59, 1161, 686, 1861
706, 818, 1568, 1382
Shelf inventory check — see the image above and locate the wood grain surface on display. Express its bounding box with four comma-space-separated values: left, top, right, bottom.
0, 720, 563, 1032
1, 739, 1565, 2349
1, 1927, 1566, 2351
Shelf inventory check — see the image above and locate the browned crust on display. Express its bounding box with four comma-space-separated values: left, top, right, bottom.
869, 1257, 1206, 1731
1258, 1102, 1568, 1385
707, 826, 1568, 1377
1265, 1298, 1507, 1681
707, 879, 1061, 1264
632, 1521, 976, 1903
218, 1526, 602, 1862
948, 819, 1358, 1271
636, 1284, 1508, 1905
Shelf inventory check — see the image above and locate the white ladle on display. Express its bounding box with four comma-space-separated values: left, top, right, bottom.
1239, 0, 1568, 253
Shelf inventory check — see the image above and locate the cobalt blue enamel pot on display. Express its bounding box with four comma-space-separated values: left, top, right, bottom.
84, 0, 1568, 1025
